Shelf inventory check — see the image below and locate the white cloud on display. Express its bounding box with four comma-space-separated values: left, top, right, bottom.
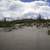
0, 0, 50, 21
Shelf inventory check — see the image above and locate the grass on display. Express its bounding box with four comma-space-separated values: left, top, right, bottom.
0, 19, 50, 32
0, 19, 50, 27
48, 30, 50, 35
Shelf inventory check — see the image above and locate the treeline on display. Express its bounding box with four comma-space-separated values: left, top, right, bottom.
0, 19, 50, 27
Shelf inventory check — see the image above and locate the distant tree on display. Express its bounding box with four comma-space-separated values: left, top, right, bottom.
4, 17, 6, 22
37, 14, 42, 20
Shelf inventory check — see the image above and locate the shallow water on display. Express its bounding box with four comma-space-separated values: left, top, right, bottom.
0, 26, 50, 50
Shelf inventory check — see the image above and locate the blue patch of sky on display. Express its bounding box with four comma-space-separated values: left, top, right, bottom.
20, 0, 50, 2
20, 0, 50, 6
47, 0, 50, 2
20, 0, 33, 2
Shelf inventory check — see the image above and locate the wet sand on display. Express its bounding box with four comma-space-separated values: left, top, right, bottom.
0, 26, 50, 50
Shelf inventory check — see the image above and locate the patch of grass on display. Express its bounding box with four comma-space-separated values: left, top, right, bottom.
48, 30, 50, 35
0, 19, 50, 27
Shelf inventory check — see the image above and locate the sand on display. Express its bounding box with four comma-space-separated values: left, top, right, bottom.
0, 26, 50, 50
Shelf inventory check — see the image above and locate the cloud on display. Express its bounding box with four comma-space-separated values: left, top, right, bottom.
0, 0, 50, 21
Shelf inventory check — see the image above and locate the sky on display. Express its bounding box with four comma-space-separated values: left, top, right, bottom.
20, 0, 48, 2
20, 0, 50, 5
47, 0, 50, 2
20, 0, 33, 2
0, 0, 50, 21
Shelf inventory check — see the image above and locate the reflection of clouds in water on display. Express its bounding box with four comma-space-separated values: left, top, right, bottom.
0, 0, 50, 21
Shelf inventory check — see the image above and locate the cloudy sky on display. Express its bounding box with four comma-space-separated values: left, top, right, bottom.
20, 0, 47, 2
0, 0, 50, 21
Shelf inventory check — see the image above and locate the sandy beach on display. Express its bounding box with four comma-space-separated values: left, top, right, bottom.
0, 26, 50, 50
